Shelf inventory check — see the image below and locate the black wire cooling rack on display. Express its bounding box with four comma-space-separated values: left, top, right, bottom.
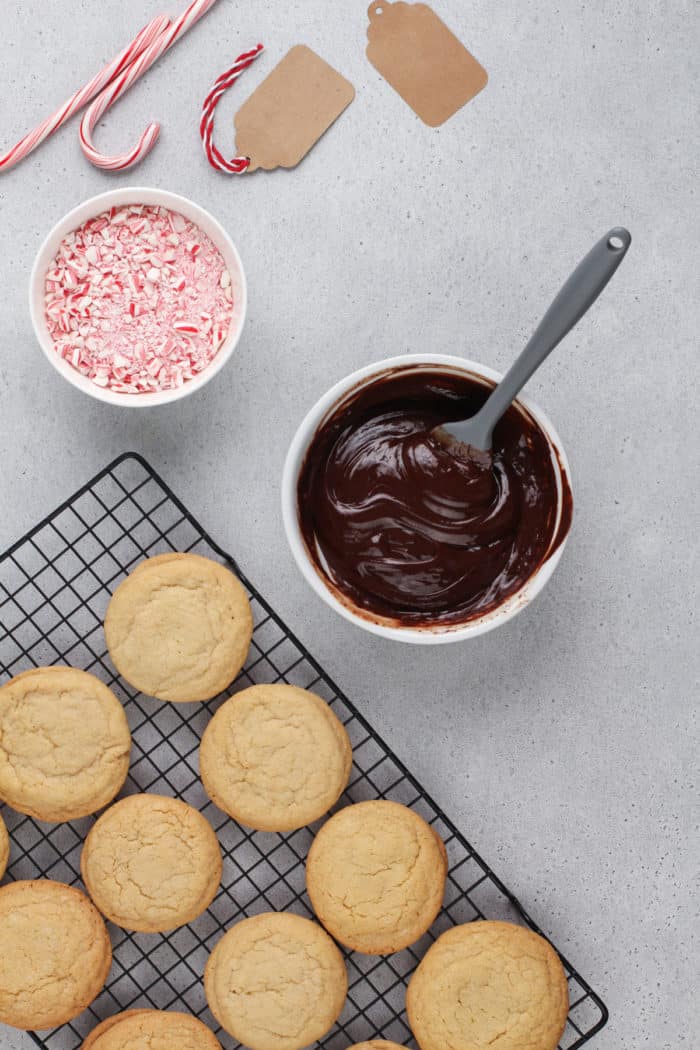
0, 453, 608, 1050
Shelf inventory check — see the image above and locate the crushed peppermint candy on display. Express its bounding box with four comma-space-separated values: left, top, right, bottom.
44, 204, 235, 394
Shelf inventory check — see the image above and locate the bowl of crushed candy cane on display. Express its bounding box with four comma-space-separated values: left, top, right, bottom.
30, 188, 247, 406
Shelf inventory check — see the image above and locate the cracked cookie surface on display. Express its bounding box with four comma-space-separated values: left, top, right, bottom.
104, 553, 253, 703
0, 879, 111, 1031
81, 793, 222, 933
306, 799, 447, 954
200, 684, 352, 832
83, 1008, 222, 1049
204, 911, 347, 1050
406, 920, 569, 1050
0, 810, 8, 879
0, 666, 131, 822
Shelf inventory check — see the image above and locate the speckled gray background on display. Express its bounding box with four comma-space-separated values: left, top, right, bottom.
0, 1, 697, 1048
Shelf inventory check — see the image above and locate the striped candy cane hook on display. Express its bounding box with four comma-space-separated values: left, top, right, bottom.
80, 0, 222, 171
200, 45, 264, 173
0, 15, 170, 173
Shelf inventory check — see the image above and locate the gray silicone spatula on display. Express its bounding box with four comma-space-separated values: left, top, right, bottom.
436, 227, 631, 454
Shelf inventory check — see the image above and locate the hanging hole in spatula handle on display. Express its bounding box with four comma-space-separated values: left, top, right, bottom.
606, 227, 632, 253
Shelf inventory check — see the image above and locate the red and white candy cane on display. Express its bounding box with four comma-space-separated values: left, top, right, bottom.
80, 0, 222, 171
0, 14, 170, 173
199, 45, 264, 173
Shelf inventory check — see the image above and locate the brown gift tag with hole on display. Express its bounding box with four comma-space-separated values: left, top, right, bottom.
366, 1, 487, 127
234, 45, 355, 171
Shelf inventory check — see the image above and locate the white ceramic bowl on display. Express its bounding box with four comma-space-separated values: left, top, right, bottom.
282, 354, 573, 644
30, 188, 247, 408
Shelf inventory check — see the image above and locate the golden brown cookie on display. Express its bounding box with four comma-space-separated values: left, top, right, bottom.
83, 1009, 222, 1049
0, 666, 131, 822
349, 1043, 408, 1049
200, 684, 352, 832
0, 879, 111, 1031
104, 552, 253, 702
406, 921, 569, 1050
82, 1010, 151, 1049
306, 800, 447, 954
205, 911, 347, 1050
0, 811, 8, 880
81, 793, 222, 933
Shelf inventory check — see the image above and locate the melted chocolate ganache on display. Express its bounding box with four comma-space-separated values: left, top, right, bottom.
297, 367, 572, 627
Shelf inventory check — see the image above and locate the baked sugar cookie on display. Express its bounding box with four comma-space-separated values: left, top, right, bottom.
83, 1009, 222, 1049
205, 911, 347, 1050
0, 666, 131, 822
306, 800, 447, 954
406, 921, 569, 1050
200, 684, 352, 832
0, 879, 111, 1031
82, 1010, 151, 1050
104, 552, 253, 702
81, 793, 222, 933
0, 811, 8, 880
349, 1043, 407, 1049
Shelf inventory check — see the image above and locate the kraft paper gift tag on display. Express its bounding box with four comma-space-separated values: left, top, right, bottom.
366, 1, 488, 127
234, 45, 355, 171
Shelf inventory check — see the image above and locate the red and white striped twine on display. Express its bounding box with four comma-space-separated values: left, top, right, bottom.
199, 44, 264, 174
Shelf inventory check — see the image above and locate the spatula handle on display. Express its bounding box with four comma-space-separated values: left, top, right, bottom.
479, 227, 632, 432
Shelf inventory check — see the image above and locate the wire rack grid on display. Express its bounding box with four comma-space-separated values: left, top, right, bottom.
0, 453, 608, 1050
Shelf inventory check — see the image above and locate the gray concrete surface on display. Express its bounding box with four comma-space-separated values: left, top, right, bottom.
1, 1, 697, 1047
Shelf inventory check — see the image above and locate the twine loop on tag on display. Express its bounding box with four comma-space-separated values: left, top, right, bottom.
200, 44, 264, 173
